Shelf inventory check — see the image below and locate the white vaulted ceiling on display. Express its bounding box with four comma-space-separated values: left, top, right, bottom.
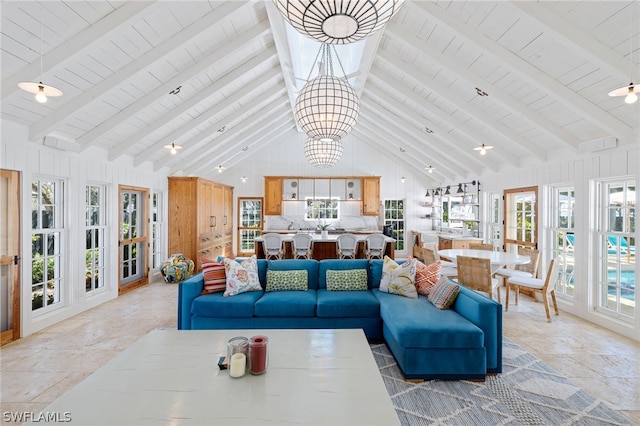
1, 1, 638, 183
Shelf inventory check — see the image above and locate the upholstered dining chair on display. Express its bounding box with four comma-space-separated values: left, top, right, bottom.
506, 258, 560, 322
336, 233, 358, 259
262, 233, 284, 260
456, 256, 501, 302
292, 233, 314, 259
365, 234, 387, 259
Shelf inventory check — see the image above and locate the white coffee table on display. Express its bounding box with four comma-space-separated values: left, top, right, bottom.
26, 329, 400, 425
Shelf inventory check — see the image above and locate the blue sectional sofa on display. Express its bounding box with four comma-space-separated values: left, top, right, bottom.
178, 258, 502, 380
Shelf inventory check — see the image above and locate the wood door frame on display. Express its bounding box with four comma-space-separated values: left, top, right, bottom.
118, 185, 149, 295
1, 169, 21, 345
503, 186, 539, 252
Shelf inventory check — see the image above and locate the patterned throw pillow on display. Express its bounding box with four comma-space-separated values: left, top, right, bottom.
415, 260, 442, 296
223, 256, 262, 297
379, 256, 418, 299
326, 269, 368, 291
266, 270, 308, 292
201, 257, 226, 294
428, 276, 460, 309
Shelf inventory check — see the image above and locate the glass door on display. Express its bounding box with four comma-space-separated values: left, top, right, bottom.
237, 198, 263, 256
1, 169, 20, 345
119, 186, 148, 293
504, 186, 538, 253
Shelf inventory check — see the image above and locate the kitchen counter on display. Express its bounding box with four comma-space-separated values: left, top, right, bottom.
255, 232, 395, 260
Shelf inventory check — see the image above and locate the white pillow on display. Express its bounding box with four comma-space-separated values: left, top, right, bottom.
223, 256, 262, 296
379, 256, 418, 299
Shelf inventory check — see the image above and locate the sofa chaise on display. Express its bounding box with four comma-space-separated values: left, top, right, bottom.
178, 258, 502, 380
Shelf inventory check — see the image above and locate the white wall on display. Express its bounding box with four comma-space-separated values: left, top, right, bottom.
480, 142, 640, 342
1, 119, 168, 337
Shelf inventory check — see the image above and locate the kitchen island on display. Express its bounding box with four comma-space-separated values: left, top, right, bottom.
255, 232, 395, 260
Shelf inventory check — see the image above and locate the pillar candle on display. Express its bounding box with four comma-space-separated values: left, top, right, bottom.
249, 335, 268, 375
229, 353, 246, 378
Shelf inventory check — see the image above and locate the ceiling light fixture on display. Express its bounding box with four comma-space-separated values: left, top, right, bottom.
426, 165, 434, 173
163, 143, 182, 155
609, 1, 638, 104
18, 1, 63, 103
456, 183, 464, 194
295, 44, 359, 142
425, 190, 431, 197
273, 0, 404, 45
475, 87, 488, 97
241, 176, 247, 183
304, 138, 343, 168
474, 144, 494, 155
401, 176, 405, 183
444, 185, 450, 195
216, 165, 225, 173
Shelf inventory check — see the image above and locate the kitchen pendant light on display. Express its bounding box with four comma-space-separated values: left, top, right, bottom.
304, 138, 343, 168
456, 183, 464, 194
273, 0, 404, 45
295, 44, 359, 142
608, 1, 638, 104
17, 1, 63, 103
163, 143, 182, 155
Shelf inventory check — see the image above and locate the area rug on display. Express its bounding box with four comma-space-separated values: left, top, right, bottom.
372, 338, 633, 425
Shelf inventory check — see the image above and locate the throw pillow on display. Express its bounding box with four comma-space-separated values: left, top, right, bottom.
201, 257, 226, 294
379, 256, 418, 299
415, 260, 442, 296
326, 269, 368, 291
428, 276, 460, 309
266, 270, 308, 292
223, 256, 262, 296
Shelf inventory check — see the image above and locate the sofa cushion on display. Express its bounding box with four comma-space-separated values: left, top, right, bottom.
379, 256, 418, 299
375, 289, 484, 348
191, 291, 264, 318
266, 269, 308, 292
201, 258, 226, 294
254, 290, 317, 317
428, 276, 460, 309
326, 269, 368, 291
223, 256, 262, 296
316, 289, 380, 318
319, 259, 370, 289
267, 259, 319, 290
415, 260, 441, 296
369, 260, 383, 289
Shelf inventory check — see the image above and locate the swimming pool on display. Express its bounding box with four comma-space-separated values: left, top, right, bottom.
608, 270, 635, 301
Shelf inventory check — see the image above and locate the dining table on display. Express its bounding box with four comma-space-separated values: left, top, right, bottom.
438, 249, 531, 274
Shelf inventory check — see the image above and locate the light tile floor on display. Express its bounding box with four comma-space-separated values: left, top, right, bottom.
1, 277, 638, 424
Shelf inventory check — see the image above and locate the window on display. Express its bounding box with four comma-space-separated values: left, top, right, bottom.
305, 198, 339, 221
150, 191, 163, 270
597, 179, 635, 320
384, 200, 404, 251
238, 198, 263, 256
85, 185, 106, 292
487, 193, 502, 249
549, 186, 575, 298
32, 179, 63, 311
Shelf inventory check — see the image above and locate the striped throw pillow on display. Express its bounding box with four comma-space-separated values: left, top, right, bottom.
427, 277, 460, 310
201, 257, 226, 294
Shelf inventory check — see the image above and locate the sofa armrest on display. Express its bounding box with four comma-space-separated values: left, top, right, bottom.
453, 286, 503, 373
178, 273, 204, 330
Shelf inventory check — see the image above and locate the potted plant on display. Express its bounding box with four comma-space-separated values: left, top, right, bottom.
317, 221, 330, 238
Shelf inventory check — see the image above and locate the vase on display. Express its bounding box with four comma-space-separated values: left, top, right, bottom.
321, 230, 328, 238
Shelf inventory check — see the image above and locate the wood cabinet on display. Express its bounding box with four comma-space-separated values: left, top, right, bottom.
264, 177, 282, 215
168, 177, 234, 271
438, 237, 477, 251
362, 177, 380, 216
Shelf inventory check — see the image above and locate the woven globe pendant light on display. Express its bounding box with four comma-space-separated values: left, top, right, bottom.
273, 0, 404, 45
305, 138, 344, 167
295, 44, 359, 141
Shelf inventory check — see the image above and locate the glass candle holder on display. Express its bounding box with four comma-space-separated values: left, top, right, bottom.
249, 335, 269, 375
227, 336, 249, 368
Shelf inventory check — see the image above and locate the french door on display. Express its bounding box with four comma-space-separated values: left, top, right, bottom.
1, 169, 20, 344
503, 186, 538, 253
237, 198, 263, 257
119, 186, 148, 294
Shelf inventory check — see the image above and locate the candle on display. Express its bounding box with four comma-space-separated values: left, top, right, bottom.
229, 353, 246, 378
249, 335, 268, 375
